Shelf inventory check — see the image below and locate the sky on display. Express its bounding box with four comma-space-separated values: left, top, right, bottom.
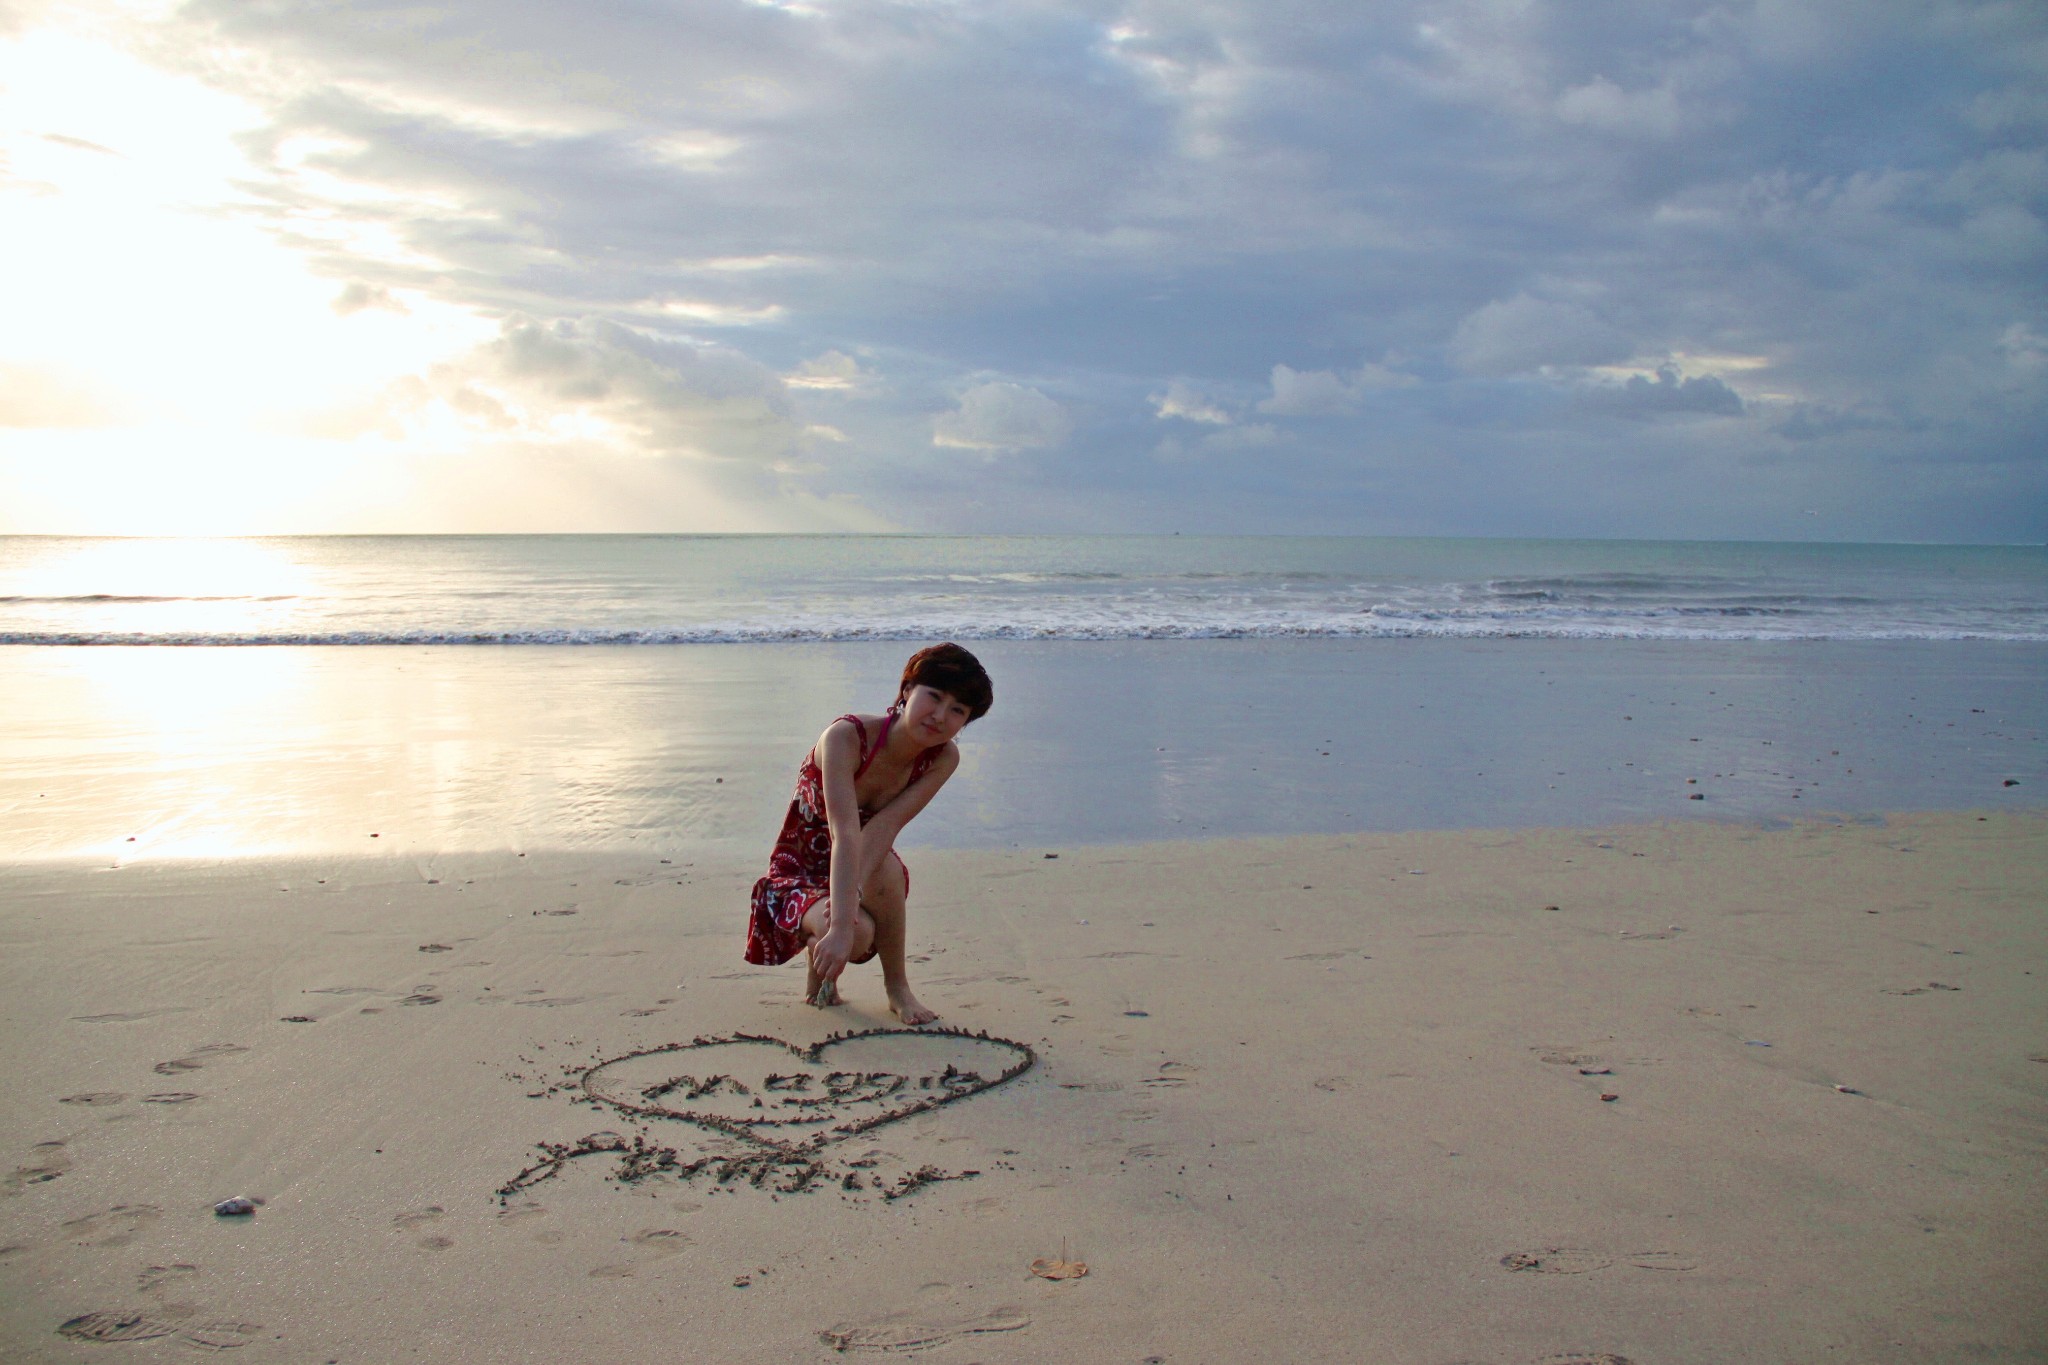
0, 0, 2044, 540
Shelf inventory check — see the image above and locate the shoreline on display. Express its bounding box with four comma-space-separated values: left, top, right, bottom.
3, 811, 2044, 1362
7, 796, 2045, 869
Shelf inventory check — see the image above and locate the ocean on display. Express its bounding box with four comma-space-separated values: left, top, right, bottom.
1, 535, 2042, 859
2, 534, 2044, 645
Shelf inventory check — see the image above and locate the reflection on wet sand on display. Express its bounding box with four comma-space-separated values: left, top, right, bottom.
1, 638, 2041, 860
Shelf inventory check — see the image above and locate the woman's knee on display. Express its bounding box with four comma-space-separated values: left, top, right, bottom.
862, 859, 908, 913
849, 908, 878, 962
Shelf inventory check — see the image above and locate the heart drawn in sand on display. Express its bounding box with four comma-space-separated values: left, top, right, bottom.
502, 1029, 1036, 1202
581, 1029, 1036, 1152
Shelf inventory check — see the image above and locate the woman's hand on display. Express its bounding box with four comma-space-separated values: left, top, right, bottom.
810, 923, 857, 984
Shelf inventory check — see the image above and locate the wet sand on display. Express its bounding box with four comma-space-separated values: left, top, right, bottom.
2, 812, 2045, 1362
3, 638, 2042, 859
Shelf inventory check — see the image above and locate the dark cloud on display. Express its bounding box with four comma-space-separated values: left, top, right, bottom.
1770, 402, 1926, 443
132, 0, 2048, 537
1580, 367, 1745, 419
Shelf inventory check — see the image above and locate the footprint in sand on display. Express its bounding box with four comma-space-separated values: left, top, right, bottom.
60, 1092, 127, 1107
176, 1320, 264, 1350
57, 1311, 261, 1350
152, 1044, 247, 1076
56, 1312, 177, 1344
393, 1206, 453, 1249
630, 1227, 690, 1255
139, 1263, 200, 1296
4, 1141, 72, 1193
63, 1204, 162, 1248
589, 1226, 691, 1278
1142, 1061, 1198, 1089
818, 1306, 1029, 1354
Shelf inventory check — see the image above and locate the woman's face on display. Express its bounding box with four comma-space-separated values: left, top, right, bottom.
899, 683, 972, 746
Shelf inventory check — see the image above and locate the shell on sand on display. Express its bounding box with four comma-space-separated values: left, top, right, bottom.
1029, 1255, 1087, 1280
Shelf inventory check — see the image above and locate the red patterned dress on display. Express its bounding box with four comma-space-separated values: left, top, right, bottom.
745, 712, 941, 966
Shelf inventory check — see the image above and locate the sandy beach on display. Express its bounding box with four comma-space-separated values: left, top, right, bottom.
3, 811, 2044, 1363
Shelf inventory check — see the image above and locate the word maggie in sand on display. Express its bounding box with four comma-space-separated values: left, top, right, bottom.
501, 1027, 1036, 1202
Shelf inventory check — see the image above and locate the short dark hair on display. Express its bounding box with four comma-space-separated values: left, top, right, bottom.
897, 642, 993, 722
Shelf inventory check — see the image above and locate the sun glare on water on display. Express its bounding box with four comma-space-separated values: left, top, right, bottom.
2, 539, 341, 859
6, 537, 314, 638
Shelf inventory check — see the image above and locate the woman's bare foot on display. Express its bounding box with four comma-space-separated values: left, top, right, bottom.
888, 989, 938, 1026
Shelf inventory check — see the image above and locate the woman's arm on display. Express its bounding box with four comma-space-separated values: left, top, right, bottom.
809, 720, 869, 983
852, 744, 960, 882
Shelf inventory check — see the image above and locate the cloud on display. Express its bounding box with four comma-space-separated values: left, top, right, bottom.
1579, 366, 1745, 418
1554, 77, 1684, 139
785, 350, 864, 390
331, 281, 407, 315
1967, 84, 2048, 135
1153, 378, 1231, 424
1259, 364, 1357, 416
1257, 356, 1417, 416
38, 131, 120, 156
0, 364, 135, 428
932, 381, 1070, 451
2000, 323, 2048, 374
4, 0, 2044, 539
1771, 402, 1914, 443
309, 315, 801, 463
1154, 422, 1279, 462
1450, 295, 1633, 377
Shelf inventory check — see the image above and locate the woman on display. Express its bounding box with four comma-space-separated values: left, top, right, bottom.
745, 642, 993, 1025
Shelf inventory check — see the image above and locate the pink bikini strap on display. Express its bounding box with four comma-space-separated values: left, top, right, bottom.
839, 712, 889, 777
863, 711, 895, 775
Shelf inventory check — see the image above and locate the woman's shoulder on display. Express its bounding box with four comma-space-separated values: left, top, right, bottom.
823, 711, 889, 739
814, 712, 882, 760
